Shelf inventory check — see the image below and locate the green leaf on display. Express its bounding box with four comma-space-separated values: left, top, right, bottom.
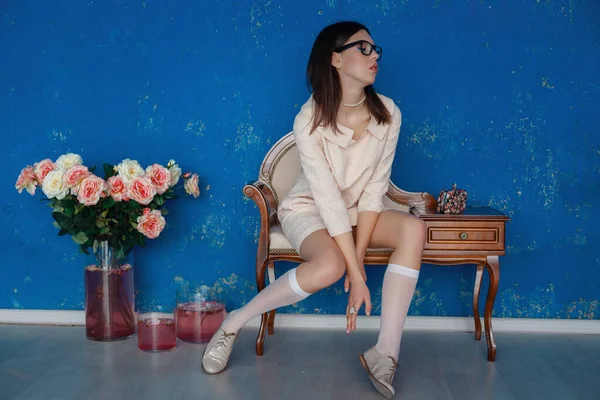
64, 206, 74, 215
135, 233, 146, 247
115, 247, 126, 260
53, 221, 61, 229
130, 221, 138, 229
72, 232, 88, 245
52, 211, 71, 224
100, 227, 111, 235
163, 191, 175, 199
103, 163, 116, 179
89, 166, 96, 174
80, 244, 90, 255
160, 208, 169, 216
95, 218, 107, 228
58, 228, 69, 236
74, 204, 85, 214
62, 198, 74, 209
155, 195, 164, 206
102, 197, 115, 210
93, 239, 99, 254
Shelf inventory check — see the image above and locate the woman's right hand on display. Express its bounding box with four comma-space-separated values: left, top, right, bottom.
346, 277, 371, 334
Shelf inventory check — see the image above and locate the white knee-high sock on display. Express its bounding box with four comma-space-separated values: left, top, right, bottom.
221, 268, 311, 333
375, 263, 420, 361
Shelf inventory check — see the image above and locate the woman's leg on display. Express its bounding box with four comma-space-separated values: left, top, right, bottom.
369, 210, 426, 360
203, 229, 346, 374
221, 229, 347, 333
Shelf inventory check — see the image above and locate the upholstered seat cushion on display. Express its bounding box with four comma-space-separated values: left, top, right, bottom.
269, 226, 296, 253
269, 225, 393, 256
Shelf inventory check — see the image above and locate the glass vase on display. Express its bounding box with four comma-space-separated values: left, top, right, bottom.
176, 285, 226, 343
84, 241, 135, 341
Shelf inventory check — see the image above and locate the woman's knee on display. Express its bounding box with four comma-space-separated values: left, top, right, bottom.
413, 217, 427, 244
313, 249, 346, 287
397, 216, 426, 248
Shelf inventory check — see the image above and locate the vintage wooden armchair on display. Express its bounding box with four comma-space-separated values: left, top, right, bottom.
243, 132, 438, 356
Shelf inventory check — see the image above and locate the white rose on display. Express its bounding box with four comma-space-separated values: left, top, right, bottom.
116, 159, 144, 183
55, 153, 83, 171
42, 170, 68, 200
168, 160, 182, 187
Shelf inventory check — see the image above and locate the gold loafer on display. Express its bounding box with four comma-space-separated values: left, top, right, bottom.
359, 346, 399, 399
201, 328, 239, 374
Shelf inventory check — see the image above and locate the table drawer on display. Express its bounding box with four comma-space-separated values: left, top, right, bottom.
424, 221, 505, 251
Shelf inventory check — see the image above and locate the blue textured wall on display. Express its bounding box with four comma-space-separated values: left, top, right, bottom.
1, 0, 599, 319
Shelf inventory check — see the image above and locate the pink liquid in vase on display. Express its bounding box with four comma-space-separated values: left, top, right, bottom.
85, 264, 135, 341
176, 301, 226, 343
137, 317, 177, 352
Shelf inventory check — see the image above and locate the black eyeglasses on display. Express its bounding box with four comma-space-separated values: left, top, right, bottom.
334, 40, 383, 61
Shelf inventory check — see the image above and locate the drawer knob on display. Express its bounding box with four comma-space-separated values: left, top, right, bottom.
460, 232, 469, 240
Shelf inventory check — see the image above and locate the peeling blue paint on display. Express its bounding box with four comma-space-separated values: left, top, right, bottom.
200, 212, 230, 249
184, 119, 206, 136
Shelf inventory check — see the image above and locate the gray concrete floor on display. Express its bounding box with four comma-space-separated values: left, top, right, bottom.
0, 324, 598, 400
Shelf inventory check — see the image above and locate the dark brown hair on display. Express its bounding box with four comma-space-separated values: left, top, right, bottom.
306, 21, 391, 133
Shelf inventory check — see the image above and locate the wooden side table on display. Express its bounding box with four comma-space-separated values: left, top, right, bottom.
411, 206, 510, 361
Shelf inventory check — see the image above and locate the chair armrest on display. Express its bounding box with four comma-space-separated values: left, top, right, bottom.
244, 178, 279, 214
387, 181, 437, 215
408, 204, 421, 217
243, 181, 273, 225
243, 181, 274, 265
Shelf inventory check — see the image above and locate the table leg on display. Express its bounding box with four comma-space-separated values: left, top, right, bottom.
484, 256, 500, 362
472, 264, 484, 341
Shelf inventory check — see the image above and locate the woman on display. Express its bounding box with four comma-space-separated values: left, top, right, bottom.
202, 21, 426, 399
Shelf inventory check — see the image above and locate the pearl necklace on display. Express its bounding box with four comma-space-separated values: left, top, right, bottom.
342, 96, 366, 107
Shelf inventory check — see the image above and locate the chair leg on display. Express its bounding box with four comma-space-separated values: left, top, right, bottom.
255, 259, 269, 356
268, 309, 276, 335
256, 312, 268, 356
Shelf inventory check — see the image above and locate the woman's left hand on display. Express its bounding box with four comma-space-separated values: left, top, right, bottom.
346, 277, 371, 333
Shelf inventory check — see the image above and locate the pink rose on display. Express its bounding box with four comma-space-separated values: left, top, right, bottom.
77, 175, 107, 206
33, 159, 55, 183
127, 176, 157, 205
145, 164, 171, 195
65, 165, 91, 192
184, 173, 200, 198
107, 176, 129, 202
136, 208, 166, 239
15, 166, 38, 195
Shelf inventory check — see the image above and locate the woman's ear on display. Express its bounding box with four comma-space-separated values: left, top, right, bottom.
331, 53, 342, 70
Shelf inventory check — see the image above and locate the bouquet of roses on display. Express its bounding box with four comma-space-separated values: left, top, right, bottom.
15, 153, 200, 259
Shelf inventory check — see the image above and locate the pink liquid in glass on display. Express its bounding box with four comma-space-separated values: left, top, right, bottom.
85, 264, 135, 341
137, 317, 177, 352
176, 301, 226, 343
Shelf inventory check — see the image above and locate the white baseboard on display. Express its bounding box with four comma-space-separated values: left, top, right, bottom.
1, 309, 598, 335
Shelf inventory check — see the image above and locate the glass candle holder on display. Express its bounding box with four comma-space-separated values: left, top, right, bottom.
137, 308, 177, 352
176, 285, 226, 343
